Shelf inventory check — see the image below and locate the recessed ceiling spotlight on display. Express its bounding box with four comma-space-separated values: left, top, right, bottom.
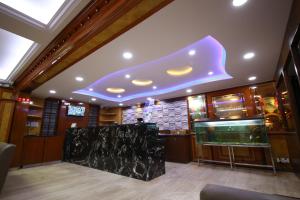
119, 103, 123, 106
125, 74, 131, 79
106, 88, 125, 93
78, 102, 83, 105
89, 88, 93, 91
152, 86, 157, 89
248, 76, 257, 81
75, 76, 84, 82
250, 86, 257, 89
49, 90, 56, 94
188, 49, 196, 56
132, 79, 153, 86
117, 95, 122, 98
123, 52, 133, 60
147, 97, 152, 101
166, 66, 193, 76
243, 52, 255, 60
208, 71, 214, 75
69, 97, 73, 100
186, 89, 192, 93
232, 0, 248, 7
91, 98, 96, 101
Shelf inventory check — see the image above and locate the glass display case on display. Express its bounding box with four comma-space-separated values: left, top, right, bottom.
249, 82, 284, 131
212, 93, 247, 119
194, 118, 269, 145
188, 95, 207, 120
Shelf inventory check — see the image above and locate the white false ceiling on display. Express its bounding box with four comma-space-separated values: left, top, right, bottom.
31, 0, 292, 106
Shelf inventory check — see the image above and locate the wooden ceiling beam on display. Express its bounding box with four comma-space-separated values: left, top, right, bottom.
14, 0, 173, 92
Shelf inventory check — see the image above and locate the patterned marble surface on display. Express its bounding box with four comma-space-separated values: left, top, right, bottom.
63, 123, 165, 181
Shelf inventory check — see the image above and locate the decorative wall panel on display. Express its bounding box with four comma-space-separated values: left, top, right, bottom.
122, 99, 188, 130
0, 88, 15, 142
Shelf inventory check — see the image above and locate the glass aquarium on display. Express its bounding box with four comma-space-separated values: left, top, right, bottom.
212, 93, 247, 119
194, 118, 269, 145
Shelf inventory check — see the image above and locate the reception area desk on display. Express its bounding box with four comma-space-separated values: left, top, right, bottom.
63, 123, 165, 181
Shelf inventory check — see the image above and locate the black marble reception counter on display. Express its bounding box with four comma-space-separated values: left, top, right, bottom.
63, 123, 165, 181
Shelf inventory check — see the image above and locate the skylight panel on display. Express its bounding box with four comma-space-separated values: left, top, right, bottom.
0, 0, 66, 25
0, 28, 34, 80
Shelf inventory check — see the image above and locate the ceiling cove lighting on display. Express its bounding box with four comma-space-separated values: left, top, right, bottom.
188, 49, 196, 56
75, 76, 84, 82
106, 88, 125, 93
74, 35, 232, 102
125, 74, 131, 79
186, 89, 192, 93
248, 76, 257, 81
132, 79, 153, 86
0, 28, 34, 80
166, 66, 193, 76
232, 0, 248, 7
123, 52, 133, 60
49, 90, 56, 94
243, 52, 255, 60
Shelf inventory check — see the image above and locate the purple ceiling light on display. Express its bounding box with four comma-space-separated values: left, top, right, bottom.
74, 35, 232, 102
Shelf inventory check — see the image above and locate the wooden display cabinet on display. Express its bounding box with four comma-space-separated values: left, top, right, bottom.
99, 107, 122, 125
26, 97, 44, 136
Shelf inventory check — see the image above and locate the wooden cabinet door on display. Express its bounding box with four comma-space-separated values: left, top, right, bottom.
43, 136, 64, 162
22, 137, 45, 165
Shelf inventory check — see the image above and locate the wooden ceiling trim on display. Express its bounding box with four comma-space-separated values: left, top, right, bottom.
15, 0, 173, 92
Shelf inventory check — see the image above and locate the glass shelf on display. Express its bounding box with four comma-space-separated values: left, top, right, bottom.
212, 93, 247, 119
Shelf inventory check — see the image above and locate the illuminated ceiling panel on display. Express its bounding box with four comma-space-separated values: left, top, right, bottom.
0, 0, 66, 25
0, 28, 34, 80
74, 36, 232, 102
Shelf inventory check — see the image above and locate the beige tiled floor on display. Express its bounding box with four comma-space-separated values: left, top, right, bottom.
1, 162, 300, 200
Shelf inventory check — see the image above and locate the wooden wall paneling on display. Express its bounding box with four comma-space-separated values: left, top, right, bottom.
43, 136, 64, 162
268, 132, 293, 170
9, 93, 30, 167
57, 102, 90, 135
290, 25, 300, 86
21, 136, 45, 165
274, 1, 300, 81
282, 68, 300, 173
0, 87, 16, 142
